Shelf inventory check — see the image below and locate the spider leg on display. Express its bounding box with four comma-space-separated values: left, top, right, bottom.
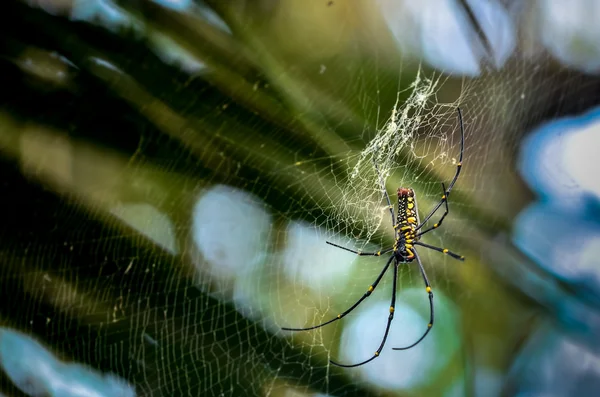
282, 254, 394, 332
393, 248, 434, 350
326, 241, 392, 257
372, 155, 397, 233
415, 107, 464, 232
330, 260, 399, 367
414, 241, 464, 261
415, 183, 449, 238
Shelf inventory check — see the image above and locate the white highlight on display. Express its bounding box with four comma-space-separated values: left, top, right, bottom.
514, 203, 600, 296
89, 57, 123, 73
149, 34, 207, 74
150, 0, 192, 11
281, 221, 359, 292
520, 109, 600, 206
510, 327, 600, 395
0, 328, 135, 397
111, 203, 178, 254
378, 0, 515, 76
337, 288, 459, 391
538, 0, 600, 74
71, 0, 139, 34
192, 185, 271, 280
465, 0, 516, 69
563, 122, 600, 200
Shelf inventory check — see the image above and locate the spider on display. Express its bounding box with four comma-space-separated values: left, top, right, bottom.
282, 107, 466, 368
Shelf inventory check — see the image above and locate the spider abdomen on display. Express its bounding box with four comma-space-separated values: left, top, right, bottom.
394, 188, 420, 262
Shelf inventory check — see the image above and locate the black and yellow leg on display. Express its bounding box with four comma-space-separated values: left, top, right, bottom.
393, 248, 434, 350
330, 259, 399, 367
395, 225, 412, 232
326, 241, 393, 257
405, 244, 415, 260
282, 255, 394, 332
416, 183, 450, 237
414, 241, 465, 261
415, 107, 464, 231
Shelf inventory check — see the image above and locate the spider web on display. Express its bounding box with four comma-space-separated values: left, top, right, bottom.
336, 69, 464, 245
2, 1, 599, 397
263, 67, 473, 393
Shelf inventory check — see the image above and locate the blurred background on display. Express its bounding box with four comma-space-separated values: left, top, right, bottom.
1, 1, 599, 396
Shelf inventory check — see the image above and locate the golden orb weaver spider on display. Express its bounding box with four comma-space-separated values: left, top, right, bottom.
282, 108, 466, 368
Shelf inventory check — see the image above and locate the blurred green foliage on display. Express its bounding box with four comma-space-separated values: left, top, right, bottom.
0, 1, 569, 396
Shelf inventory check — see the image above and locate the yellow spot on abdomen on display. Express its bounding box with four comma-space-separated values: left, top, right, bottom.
389, 306, 395, 313
443, 249, 449, 253
368, 285, 374, 292
426, 286, 431, 293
